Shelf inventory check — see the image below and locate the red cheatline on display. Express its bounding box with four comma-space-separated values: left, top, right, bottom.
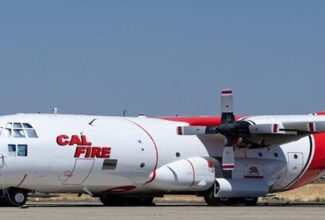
221, 90, 232, 94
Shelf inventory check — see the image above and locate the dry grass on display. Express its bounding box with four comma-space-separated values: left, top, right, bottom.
274, 183, 325, 202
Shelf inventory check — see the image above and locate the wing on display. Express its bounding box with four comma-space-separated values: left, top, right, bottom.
177, 115, 325, 148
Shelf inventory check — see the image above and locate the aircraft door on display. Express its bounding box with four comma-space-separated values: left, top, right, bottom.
61, 159, 95, 185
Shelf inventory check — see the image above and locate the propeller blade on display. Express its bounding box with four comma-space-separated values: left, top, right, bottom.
221, 90, 235, 124
222, 138, 235, 178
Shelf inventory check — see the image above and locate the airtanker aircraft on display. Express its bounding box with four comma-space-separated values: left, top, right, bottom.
0, 90, 325, 206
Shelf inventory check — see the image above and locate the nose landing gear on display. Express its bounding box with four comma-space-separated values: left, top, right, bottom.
0, 188, 28, 207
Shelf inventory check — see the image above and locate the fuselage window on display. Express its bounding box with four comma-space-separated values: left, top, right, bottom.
17, 145, 28, 156
7, 144, 28, 157
8, 144, 16, 156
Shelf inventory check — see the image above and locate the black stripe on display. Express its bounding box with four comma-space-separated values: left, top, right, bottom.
284, 135, 313, 189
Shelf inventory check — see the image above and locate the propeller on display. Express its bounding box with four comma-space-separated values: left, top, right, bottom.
177, 90, 280, 178
205, 90, 249, 177
201, 90, 252, 177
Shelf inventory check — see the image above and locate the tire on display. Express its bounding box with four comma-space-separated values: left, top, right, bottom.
242, 197, 258, 206
6, 189, 28, 207
100, 195, 125, 206
100, 195, 154, 206
204, 189, 232, 206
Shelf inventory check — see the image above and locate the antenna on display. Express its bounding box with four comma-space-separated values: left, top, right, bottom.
123, 109, 128, 117
53, 107, 58, 114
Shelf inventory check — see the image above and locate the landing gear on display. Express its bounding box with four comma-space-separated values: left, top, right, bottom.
0, 188, 28, 207
6, 188, 28, 207
241, 197, 258, 206
204, 188, 258, 206
100, 195, 154, 206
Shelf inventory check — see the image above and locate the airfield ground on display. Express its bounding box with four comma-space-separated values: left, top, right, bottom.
29, 182, 325, 203
0, 183, 322, 220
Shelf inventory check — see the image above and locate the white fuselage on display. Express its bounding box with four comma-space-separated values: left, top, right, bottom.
0, 114, 316, 195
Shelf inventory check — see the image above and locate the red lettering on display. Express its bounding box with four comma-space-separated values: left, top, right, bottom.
74, 146, 86, 157
101, 147, 111, 158
85, 146, 92, 158
57, 135, 69, 146
70, 135, 82, 146
81, 135, 92, 146
91, 147, 102, 158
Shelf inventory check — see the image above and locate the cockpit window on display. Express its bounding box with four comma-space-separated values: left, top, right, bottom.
22, 123, 33, 129
26, 129, 38, 138
13, 129, 25, 138
1, 122, 38, 138
13, 123, 23, 129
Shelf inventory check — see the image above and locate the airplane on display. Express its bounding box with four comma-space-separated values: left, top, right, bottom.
0, 89, 325, 207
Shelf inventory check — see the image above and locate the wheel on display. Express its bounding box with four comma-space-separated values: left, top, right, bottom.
130, 197, 154, 206
100, 195, 125, 206
242, 197, 258, 206
100, 195, 154, 206
204, 189, 233, 206
6, 189, 28, 206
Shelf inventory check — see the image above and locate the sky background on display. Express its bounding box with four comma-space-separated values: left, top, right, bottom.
1, 0, 325, 117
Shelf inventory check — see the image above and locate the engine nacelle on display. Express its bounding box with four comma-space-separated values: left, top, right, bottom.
147, 157, 215, 192
214, 178, 269, 198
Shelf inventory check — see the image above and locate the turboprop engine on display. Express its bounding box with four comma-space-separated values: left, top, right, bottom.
147, 157, 215, 192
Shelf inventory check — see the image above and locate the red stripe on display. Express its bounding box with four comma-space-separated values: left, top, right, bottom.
222, 90, 232, 94
185, 159, 196, 188
104, 185, 136, 193
315, 112, 325, 116
160, 116, 245, 127
16, 174, 27, 188
273, 124, 278, 133
223, 164, 235, 169
125, 119, 159, 186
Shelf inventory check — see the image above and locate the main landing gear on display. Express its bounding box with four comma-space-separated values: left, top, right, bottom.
99, 194, 155, 206
0, 188, 28, 207
203, 189, 258, 206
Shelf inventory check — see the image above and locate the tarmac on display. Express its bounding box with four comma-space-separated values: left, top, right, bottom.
1, 201, 325, 220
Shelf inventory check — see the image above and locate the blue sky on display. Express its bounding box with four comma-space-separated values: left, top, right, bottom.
1, 1, 325, 116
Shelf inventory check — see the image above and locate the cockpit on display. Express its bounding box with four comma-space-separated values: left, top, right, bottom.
0, 122, 38, 138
